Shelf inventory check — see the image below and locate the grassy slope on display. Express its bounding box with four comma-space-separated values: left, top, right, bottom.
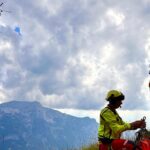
81, 129, 150, 150
81, 143, 99, 150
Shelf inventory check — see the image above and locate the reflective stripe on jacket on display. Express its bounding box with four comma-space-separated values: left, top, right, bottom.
98, 107, 131, 140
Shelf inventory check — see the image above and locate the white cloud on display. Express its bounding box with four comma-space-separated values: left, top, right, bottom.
0, 41, 12, 50
106, 8, 125, 26
0, 86, 7, 103
145, 36, 150, 60
141, 77, 150, 104
0, 0, 149, 111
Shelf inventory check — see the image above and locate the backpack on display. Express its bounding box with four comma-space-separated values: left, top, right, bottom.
135, 128, 150, 150
137, 139, 150, 150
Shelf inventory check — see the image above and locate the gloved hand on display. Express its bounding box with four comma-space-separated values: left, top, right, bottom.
130, 120, 146, 130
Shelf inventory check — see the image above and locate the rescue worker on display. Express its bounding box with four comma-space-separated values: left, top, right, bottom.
98, 90, 146, 150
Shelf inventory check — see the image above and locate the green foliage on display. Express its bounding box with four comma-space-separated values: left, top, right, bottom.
81, 143, 99, 150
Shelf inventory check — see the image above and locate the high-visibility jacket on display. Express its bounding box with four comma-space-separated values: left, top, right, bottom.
98, 107, 131, 140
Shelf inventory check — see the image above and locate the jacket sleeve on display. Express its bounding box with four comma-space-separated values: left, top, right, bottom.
102, 110, 131, 136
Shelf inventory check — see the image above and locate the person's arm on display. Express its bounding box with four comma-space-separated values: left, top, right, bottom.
121, 116, 146, 130
130, 120, 146, 130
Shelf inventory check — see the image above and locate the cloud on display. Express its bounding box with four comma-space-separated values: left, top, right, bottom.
0, 0, 149, 111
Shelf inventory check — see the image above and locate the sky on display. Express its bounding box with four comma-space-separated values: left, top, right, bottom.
0, 0, 150, 126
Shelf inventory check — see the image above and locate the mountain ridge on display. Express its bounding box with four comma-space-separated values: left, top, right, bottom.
0, 100, 98, 150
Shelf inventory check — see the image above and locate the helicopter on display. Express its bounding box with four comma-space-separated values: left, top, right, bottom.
0, 2, 11, 16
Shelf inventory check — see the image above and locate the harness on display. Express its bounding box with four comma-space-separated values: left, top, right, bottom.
135, 117, 149, 143
134, 116, 150, 150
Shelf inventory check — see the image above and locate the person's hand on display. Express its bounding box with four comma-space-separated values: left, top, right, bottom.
130, 120, 146, 130
141, 117, 146, 128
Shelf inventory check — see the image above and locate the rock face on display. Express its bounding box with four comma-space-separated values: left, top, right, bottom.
0, 101, 98, 150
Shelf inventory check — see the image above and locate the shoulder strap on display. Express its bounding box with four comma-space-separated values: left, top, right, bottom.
100, 107, 109, 120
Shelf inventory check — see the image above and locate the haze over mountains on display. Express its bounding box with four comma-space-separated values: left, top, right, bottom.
0, 101, 98, 150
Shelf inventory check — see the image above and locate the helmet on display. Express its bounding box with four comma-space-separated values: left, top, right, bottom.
106, 90, 125, 101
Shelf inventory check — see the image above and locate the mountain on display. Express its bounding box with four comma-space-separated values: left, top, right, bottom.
0, 101, 98, 150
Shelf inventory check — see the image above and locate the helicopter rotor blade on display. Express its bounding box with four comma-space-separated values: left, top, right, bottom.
0, 3, 3, 7
1, 10, 11, 13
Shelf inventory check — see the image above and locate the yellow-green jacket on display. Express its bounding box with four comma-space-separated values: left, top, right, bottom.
98, 107, 131, 140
